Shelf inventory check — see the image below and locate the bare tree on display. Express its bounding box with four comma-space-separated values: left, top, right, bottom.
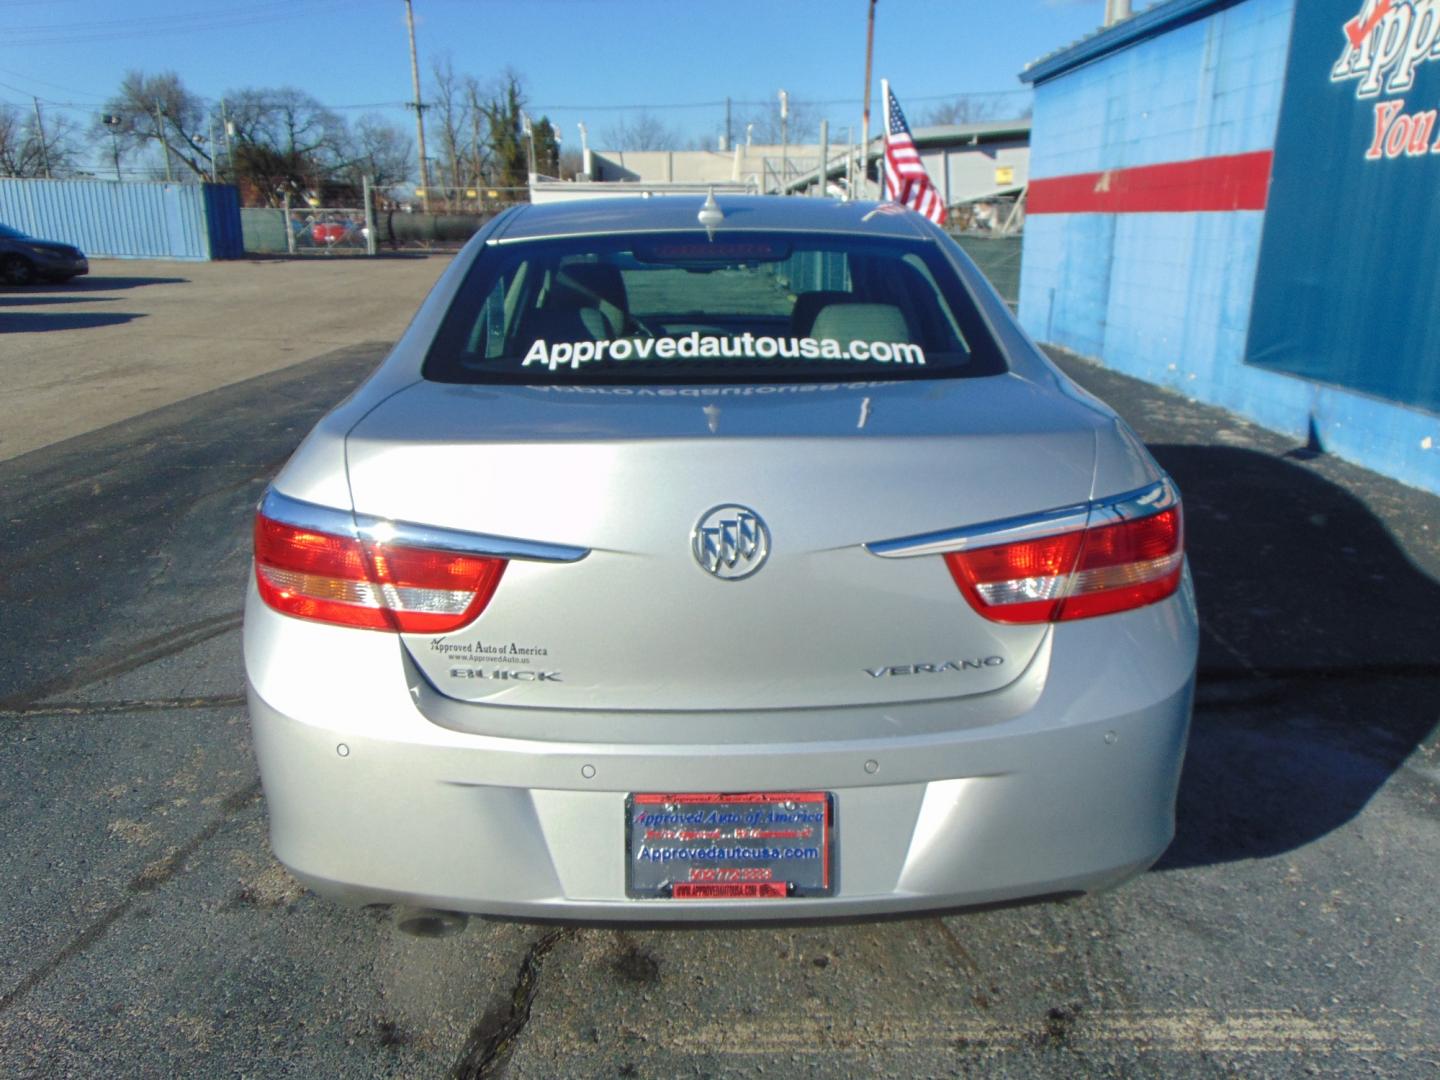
227, 87, 346, 158
429, 57, 471, 198
739, 98, 821, 145
556, 148, 584, 181
225, 87, 348, 203
924, 96, 1031, 127
99, 70, 213, 180
0, 104, 79, 177
464, 76, 492, 191
339, 114, 413, 194
602, 110, 679, 151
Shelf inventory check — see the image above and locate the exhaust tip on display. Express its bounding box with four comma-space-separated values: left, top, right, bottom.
394, 907, 469, 939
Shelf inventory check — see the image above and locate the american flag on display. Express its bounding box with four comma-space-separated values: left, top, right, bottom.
883, 84, 946, 225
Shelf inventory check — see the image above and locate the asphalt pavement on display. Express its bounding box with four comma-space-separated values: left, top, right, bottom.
0, 263, 1436, 1078
0, 256, 447, 462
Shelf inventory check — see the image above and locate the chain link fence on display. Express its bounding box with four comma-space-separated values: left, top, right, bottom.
238, 181, 531, 256
236, 188, 1023, 306
240, 206, 518, 255
951, 233, 1022, 309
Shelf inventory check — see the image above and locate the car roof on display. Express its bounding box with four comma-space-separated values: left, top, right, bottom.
490, 194, 933, 244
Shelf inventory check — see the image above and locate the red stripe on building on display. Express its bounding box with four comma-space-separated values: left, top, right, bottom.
1028, 150, 1273, 214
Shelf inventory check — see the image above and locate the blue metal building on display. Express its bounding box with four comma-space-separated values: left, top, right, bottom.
1018, 0, 1439, 495
0, 178, 243, 262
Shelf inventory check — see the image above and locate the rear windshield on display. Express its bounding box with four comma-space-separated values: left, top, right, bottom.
423, 229, 1007, 385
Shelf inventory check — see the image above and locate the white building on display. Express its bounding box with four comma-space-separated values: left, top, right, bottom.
531, 120, 1030, 222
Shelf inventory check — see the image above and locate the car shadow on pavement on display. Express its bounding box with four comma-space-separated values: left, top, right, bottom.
242, 253, 436, 263
31, 275, 189, 292
0, 295, 116, 306
0, 311, 144, 331
1148, 444, 1440, 871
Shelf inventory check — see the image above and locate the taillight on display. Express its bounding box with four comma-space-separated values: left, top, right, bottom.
944, 504, 1183, 623
254, 513, 506, 633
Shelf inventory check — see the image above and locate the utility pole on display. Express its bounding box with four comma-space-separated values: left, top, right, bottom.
577, 122, 591, 178
404, 0, 431, 210
283, 190, 296, 255
154, 100, 174, 182
778, 89, 788, 194
471, 96, 483, 190
817, 119, 828, 198
522, 113, 537, 177
32, 98, 52, 178
102, 114, 123, 182
724, 97, 732, 152
1104, 0, 1133, 26
845, 127, 854, 200
220, 98, 236, 184
362, 175, 378, 255
466, 81, 485, 192
860, 0, 877, 200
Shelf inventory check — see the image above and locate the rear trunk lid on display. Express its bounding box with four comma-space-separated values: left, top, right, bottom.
344, 375, 1105, 711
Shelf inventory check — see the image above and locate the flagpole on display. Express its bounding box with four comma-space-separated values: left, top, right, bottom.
860, 0, 877, 200
878, 77, 889, 203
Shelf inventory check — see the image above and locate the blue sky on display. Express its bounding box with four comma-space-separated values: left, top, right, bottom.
0, 0, 1109, 150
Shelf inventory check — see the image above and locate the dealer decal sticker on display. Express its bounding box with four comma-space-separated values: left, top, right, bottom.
521, 333, 926, 372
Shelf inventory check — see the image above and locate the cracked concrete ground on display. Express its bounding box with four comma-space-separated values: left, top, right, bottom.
1, 261, 1437, 1077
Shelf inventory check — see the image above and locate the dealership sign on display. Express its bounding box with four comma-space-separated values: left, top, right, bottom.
1248, 0, 1440, 415
1331, 0, 1440, 157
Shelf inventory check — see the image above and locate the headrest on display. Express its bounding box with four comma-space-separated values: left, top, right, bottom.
790, 290, 855, 335
808, 303, 909, 343
556, 263, 628, 311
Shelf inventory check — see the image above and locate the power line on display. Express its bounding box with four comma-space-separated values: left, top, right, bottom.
0, 0, 364, 47
531, 100, 729, 113
529, 89, 1030, 112
0, 66, 107, 99
0, 0, 351, 32
6, 89, 1029, 115
5, 76, 1028, 130
0, 79, 38, 99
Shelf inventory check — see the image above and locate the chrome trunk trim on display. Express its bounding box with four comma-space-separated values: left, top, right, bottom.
866, 479, 1177, 558
258, 489, 590, 563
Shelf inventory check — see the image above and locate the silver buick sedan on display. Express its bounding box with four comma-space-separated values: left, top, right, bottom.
245, 194, 1196, 923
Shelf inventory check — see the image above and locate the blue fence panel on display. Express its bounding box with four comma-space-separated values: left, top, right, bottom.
202, 184, 244, 259
0, 179, 243, 261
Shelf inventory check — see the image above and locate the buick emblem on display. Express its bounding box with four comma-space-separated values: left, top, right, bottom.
692, 504, 770, 580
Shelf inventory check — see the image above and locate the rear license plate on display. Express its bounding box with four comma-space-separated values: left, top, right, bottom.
625, 792, 834, 899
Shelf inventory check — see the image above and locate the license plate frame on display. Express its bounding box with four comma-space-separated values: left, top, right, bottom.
624, 791, 835, 900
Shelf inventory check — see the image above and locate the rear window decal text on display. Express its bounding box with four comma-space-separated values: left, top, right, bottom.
521, 332, 926, 372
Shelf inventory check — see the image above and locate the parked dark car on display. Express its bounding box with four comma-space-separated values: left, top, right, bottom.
0, 223, 89, 285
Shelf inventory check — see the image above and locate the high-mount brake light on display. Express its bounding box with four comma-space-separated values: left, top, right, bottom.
944, 504, 1183, 624
253, 513, 506, 633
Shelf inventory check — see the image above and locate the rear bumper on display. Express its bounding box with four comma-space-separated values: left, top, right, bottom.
244, 574, 1198, 922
